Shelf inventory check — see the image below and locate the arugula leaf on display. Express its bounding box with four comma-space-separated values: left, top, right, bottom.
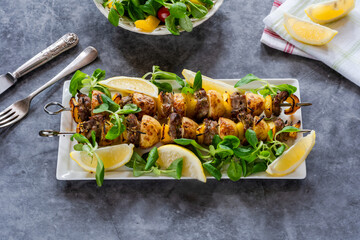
275, 126, 300, 135
145, 147, 159, 170
151, 79, 173, 93
227, 160, 242, 182
245, 129, 258, 148
126, 151, 143, 168
69, 70, 88, 96
73, 144, 84, 151
70, 133, 90, 144
203, 162, 222, 180
268, 129, 274, 141
181, 86, 195, 94
174, 138, 209, 152
276, 84, 297, 95
234, 74, 261, 88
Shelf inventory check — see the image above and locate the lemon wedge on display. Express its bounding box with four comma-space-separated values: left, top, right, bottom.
266, 131, 316, 177
100, 77, 158, 98
284, 13, 338, 45
305, 0, 355, 25
70, 144, 134, 172
157, 144, 206, 182
182, 69, 237, 95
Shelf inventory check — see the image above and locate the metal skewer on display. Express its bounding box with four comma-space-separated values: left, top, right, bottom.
280, 102, 312, 107
39, 130, 74, 137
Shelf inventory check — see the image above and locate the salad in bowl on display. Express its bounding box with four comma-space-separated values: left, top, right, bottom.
94, 0, 223, 35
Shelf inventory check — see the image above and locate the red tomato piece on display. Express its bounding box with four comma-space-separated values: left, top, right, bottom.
157, 6, 170, 22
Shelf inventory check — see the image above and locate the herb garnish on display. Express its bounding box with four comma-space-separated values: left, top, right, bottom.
173, 126, 300, 181
126, 148, 183, 179
71, 131, 104, 187
234, 74, 297, 97
93, 94, 142, 140
69, 68, 110, 99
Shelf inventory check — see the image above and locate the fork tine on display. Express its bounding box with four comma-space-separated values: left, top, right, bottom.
0, 107, 12, 117
0, 110, 16, 122
0, 114, 19, 128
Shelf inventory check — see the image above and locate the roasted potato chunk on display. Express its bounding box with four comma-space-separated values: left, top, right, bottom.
223, 93, 232, 118
139, 115, 161, 149
69, 97, 82, 123
185, 94, 197, 119
91, 90, 105, 114
181, 117, 198, 139
161, 124, 173, 144
246, 92, 265, 116
173, 93, 186, 117
112, 93, 122, 105
207, 90, 225, 120
196, 124, 205, 144
253, 116, 270, 141
133, 93, 157, 119
218, 117, 238, 139
264, 95, 272, 118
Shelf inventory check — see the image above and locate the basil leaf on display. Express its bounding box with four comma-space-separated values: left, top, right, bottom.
151, 80, 173, 93
276, 84, 297, 95
128, 1, 145, 21
218, 135, 240, 149
140, 0, 156, 16
203, 162, 221, 180
193, 71, 202, 91
212, 134, 222, 148
95, 154, 104, 187
227, 160, 242, 182
170, 2, 187, 18
275, 126, 300, 136
234, 74, 261, 88
165, 15, 180, 35
179, 15, 193, 32
70, 133, 90, 144
69, 70, 88, 96
268, 129, 273, 141
93, 103, 109, 114
233, 146, 253, 157
258, 150, 270, 159
251, 162, 267, 174
163, 158, 183, 179
105, 124, 122, 140
101, 94, 120, 112
114, 2, 125, 16
73, 144, 84, 151
245, 129, 258, 148
145, 147, 159, 170
174, 138, 194, 145
189, 2, 208, 18
181, 86, 195, 94
275, 144, 286, 156
126, 151, 144, 168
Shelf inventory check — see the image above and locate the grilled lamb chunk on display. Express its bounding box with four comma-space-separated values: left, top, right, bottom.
168, 113, 182, 139
194, 89, 209, 121
273, 91, 289, 116
203, 119, 218, 145
126, 114, 140, 145
230, 92, 247, 121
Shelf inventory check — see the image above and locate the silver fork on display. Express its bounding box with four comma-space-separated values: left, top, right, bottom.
0, 46, 98, 128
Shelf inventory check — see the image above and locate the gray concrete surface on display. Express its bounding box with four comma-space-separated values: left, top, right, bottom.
0, 0, 359, 239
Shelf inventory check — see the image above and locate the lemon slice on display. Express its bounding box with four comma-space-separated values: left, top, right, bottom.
70, 144, 134, 172
100, 77, 158, 98
284, 13, 338, 45
266, 131, 316, 177
305, 0, 355, 25
182, 69, 237, 95
157, 144, 206, 182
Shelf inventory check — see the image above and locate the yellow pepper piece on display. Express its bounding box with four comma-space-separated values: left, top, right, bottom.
135, 15, 160, 33
190, 0, 205, 5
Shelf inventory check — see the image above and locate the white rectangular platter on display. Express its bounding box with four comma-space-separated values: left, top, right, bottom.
56, 78, 306, 181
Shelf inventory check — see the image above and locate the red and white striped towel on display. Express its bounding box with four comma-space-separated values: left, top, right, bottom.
260, 0, 315, 59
